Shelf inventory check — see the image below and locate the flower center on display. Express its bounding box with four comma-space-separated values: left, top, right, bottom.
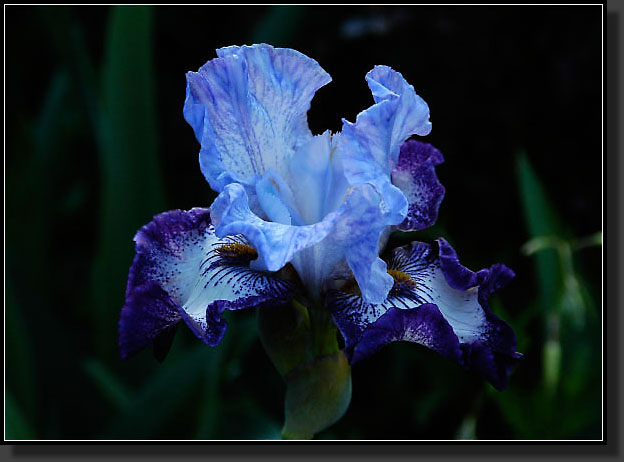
387, 269, 417, 295
215, 242, 258, 262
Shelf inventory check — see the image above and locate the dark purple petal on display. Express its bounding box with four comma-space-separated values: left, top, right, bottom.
479, 263, 516, 300
120, 208, 212, 359
436, 240, 520, 389
436, 237, 490, 290
467, 263, 521, 390
119, 281, 181, 360
328, 238, 520, 389
347, 304, 463, 365
203, 293, 294, 347
461, 341, 522, 391
120, 208, 294, 359
391, 140, 445, 231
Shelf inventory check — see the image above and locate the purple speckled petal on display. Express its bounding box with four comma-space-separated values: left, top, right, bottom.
119, 281, 182, 360
332, 298, 462, 365
328, 239, 520, 390
119, 208, 294, 359
392, 140, 446, 231
466, 263, 521, 390
436, 237, 490, 290
391, 241, 520, 389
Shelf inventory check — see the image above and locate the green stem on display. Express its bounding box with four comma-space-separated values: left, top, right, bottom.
308, 303, 339, 358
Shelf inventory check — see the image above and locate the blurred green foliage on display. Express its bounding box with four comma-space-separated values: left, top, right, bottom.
484, 152, 601, 439
5, 5, 601, 440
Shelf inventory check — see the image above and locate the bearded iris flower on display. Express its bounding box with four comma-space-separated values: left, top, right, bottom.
119, 44, 520, 428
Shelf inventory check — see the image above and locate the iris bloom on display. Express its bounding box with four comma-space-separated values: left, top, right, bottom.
119, 44, 520, 393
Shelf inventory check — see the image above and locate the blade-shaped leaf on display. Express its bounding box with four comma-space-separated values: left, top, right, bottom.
5, 389, 36, 440
92, 5, 166, 359
83, 358, 133, 411
103, 344, 209, 439
516, 151, 566, 311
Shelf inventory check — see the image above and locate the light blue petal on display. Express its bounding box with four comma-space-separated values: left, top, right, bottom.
211, 182, 394, 304
364, 65, 432, 151
288, 131, 336, 225
255, 170, 293, 226
256, 167, 315, 228
210, 183, 334, 272
326, 184, 394, 304
184, 44, 332, 192
337, 65, 431, 226
289, 182, 394, 304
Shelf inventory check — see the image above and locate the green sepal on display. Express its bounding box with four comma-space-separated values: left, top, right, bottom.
257, 300, 313, 377
281, 350, 352, 439
258, 299, 352, 438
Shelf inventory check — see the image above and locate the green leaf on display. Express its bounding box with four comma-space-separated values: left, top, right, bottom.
91, 5, 166, 359
4, 275, 37, 428
574, 231, 602, 250
194, 330, 231, 439
493, 152, 602, 438
455, 415, 477, 440
282, 351, 352, 439
38, 7, 100, 127
5, 389, 36, 440
542, 339, 562, 395
516, 151, 566, 311
83, 358, 133, 411
194, 351, 223, 439
257, 301, 313, 377
103, 345, 209, 439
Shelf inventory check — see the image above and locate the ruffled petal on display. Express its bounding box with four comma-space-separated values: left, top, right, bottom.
211, 182, 394, 304
343, 66, 432, 168
436, 237, 490, 290
304, 183, 394, 304
328, 239, 519, 390
184, 44, 332, 192
210, 183, 333, 272
337, 65, 432, 226
392, 140, 445, 231
119, 208, 294, 359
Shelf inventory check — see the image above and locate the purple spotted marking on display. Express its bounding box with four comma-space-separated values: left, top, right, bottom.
119, 208, 295, 360
328, 238, 520, 390
391, 140, 445, 232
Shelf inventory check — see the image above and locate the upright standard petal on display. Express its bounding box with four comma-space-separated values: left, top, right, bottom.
337, 65, 432, 226
184, 44, 332, 192
287, 131, 345, 226
328, 239, 520, 390
391, 140, 445, 231
119, 208, 294, 360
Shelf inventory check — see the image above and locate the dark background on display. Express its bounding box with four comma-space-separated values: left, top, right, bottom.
5, 5, 602, 440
